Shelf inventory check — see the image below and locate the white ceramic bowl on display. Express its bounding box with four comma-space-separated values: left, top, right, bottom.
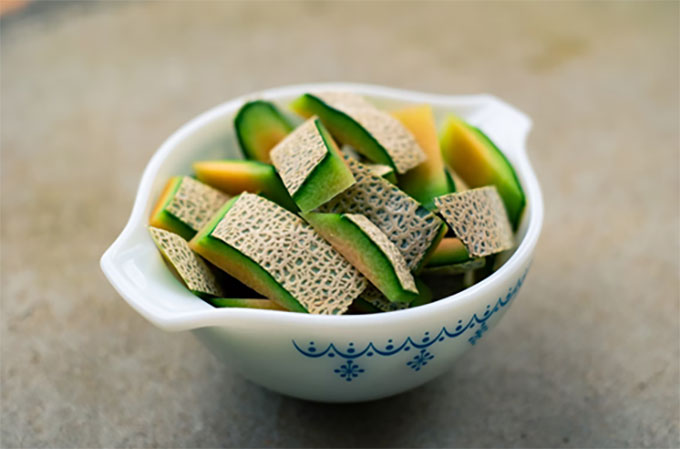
100, 83, 543, 403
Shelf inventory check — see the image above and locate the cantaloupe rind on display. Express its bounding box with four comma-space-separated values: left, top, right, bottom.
304, 211, 418, 304
291, 92, 426, 174
190, 193, 366, 314
193, 159, 296, 211
270, 117, 356, 212
434, 186, 514, 258
440, 115, 525, 229
148, 226, 224, 298
207, 298, 288, 310
426, 237, 470, 267
319, 156, 447, 272
234, 100, 294, 163
149, 176, 229, 241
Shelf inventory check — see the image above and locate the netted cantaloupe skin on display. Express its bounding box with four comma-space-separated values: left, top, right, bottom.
434, 186, 514, 258
392, 105, 454, 209
304, 212, 418, 304
190, 193, 366, 315
440, 116, 525, 229
149, 176, 229, 241
270, 118, 355, 213
318, 156, 446, 272
291, 92, 426, 174
149, 226, 224, 298
234, 100, 294, 163
193, 160, 297, 211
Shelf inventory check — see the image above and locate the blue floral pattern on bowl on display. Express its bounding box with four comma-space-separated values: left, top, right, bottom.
293, 269, 528, 382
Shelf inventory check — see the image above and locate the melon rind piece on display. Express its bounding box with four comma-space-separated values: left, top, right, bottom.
270, 117, 355, 213
440, 115, 525, 229
234, 100, 294, 163
426, 237, 470, 267
341, 145, 396, 183
148, 226, 224, 298
193, 159, 297, 211
391, 105, 455, 208
434, 186, 514, 258
304, 212, 418, 304
189, 193, 367, 314
422, 258, 486, 276
318, 156, 447, 272
207, 298, 288, 310
356, 279, 432, 313
290, 92, 426, 174
149, 176, 229, 240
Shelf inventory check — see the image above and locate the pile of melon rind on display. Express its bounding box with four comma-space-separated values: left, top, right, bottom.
148, 92, 526, 314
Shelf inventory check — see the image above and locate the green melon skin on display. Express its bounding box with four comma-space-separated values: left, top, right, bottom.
422, 258, 486, 276
189, 196, 308, 313
425, 238, 470, 267
193, 160, 297, 211
149, 176, 199, 241
288, 120, 356, 213
206, 298, 287, 310
291, 94, 397, 171
234, 100, 294, 163
303, 212, 418, 304
440, 116, 525, 230
352, 278, 432, 313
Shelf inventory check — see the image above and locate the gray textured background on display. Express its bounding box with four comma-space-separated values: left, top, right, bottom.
1, 1, 678, 447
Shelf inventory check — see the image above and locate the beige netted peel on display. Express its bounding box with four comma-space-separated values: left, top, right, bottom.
270, 117, 328, 196
344, 214, 417, 294
319, 157, 444, 270
434, 186, 514, 257
210, 193, 366, 315
149, 227, 224, 297
166, 176, 229, 231
315, 92, 426, 173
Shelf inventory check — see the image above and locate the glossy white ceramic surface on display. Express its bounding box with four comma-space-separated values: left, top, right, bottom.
101, 83, 543, 402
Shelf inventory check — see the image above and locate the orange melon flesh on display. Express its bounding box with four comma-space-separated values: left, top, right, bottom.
392, 105, 454, 208
193, 160, 297, 211
426, 237, 470, 267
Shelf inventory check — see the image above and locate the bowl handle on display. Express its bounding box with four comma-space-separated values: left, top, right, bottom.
470, 96, 533, 162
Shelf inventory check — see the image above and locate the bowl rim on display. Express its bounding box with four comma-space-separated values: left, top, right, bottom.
100, 82, 544, 331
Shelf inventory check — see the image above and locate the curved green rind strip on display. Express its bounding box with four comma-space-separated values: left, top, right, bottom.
206, 298, 284, 310
421, 258, 486, 276
304, 212, 418, 304
189, 196, 308, 313
290, 120, 355, 212
290, 94, 396, 171
234, 100, 294, 162
470, 126, 525, 229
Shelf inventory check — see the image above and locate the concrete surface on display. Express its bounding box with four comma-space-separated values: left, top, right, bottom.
1, 1, 678, 447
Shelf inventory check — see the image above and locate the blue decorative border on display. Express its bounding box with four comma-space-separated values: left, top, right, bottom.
292, 269, 528, 381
